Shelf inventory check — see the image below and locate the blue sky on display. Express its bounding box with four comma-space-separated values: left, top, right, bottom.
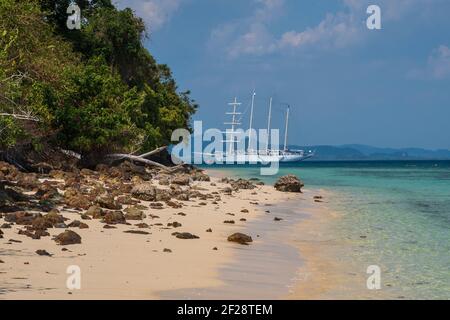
117, 0, 450, 149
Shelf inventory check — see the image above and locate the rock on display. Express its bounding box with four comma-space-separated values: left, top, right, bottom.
155, 189, 171, 202
135, 223, 149, 228
131, 183, 156, 201
123, 230, 150, 235
274, 175, 304, 193
158, 175, 171, 185
5, 212, 41, 225
43, 211, 66, 225
1, 223, 12, 229
65, 193, 91, 210
224, 220, 235, 224
31, 217, 53, 230
149, 202, 164, 209
240, 218, 247, 222
116, 195, 137, 205
36, 249, 52, 256
54, 223, 68, 228
313, 196, 323, 200
227, 233, 253, 245
163, 248, 172, 253
191, 170, 210, 182
124, 206, 145, 220
274, 217, 283, 221
212, 247, 218, 251
231, 179, 256, 190
86, 205, 103, 218
206, 228, 212, 232
166, 200, 182, 209
171, 174, 190, 186
240, 209, 249, 213
0, 229, 3, 238
96, 196, 122, 210
35, 182, 60, 201
54, 230, 81, 245
167, 221, 182, 228
103, 224, 116, 229
68, 220, 89, 229
172, 232, 199, 239
102, 211, 126, 225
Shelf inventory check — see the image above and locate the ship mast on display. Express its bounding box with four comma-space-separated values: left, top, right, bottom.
266, 97, 272, 153
248, 91, 256, 152
225, 97, 242, 154
283, 105, 290, 151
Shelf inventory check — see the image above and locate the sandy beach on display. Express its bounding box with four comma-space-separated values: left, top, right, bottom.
1, 167, 321, 300
2, 159, 386, 300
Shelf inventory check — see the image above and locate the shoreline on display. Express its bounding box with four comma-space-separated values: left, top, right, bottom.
1, 165, 367, 300
1, 171, 300, 299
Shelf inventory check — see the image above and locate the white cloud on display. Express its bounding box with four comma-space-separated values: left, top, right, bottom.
408, 45, 450, 80
116, 0, 182, 30
210, 0, 441, 59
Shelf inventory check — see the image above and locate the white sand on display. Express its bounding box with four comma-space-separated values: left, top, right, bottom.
1, 176, 297, 299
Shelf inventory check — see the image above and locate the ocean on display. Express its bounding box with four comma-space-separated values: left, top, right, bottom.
203, 161, 450, 299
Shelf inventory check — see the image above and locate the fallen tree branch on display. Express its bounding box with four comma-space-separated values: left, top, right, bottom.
137, 146, 167, 159
106, 153, 170, 170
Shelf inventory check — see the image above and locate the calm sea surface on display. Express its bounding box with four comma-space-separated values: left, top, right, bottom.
203, 161, 450, 299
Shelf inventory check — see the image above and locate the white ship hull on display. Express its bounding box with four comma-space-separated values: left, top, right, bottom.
204, 152, 313, 164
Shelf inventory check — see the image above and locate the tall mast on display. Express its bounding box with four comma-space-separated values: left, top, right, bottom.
248, 91, 256, 151
266, 97, 272, 152
225, 97, 241, 154
283, 105, 290, 151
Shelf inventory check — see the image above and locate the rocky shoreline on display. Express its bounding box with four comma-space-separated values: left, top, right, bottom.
0, 160, 308, 299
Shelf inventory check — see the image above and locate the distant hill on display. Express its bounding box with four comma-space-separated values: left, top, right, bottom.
290, 144, 450, 161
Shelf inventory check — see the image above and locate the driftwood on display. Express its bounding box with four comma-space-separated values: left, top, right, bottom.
106, 146, 185, 172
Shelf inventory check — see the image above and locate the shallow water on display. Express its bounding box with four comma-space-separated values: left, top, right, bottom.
204, 161, 450, 299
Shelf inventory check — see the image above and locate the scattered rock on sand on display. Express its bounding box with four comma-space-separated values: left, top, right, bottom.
96, 196, 122, 210
171, 174, 190, 186
172, 232, 199, 239
163, 248, 172, 253
274, 217, 283, 221
5, 212, 41, 225
223, 220, 235, 224
274, 175, 304, 193
131, 183, 156, 201
103, 224, 116, 229
36, 249, 52, 256
124, 206, 145, 220
86, 205, 103, 219
68, 220, 89, 229
54, 230, 82, 245
206, 228, 212, 232
227, 233, 253, 245
102, 211, 126, 224
135, 223, 149, 228
167, 221, 182, 228
124, 230, 150, 235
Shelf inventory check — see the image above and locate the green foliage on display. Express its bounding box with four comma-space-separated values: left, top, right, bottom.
0, 0, 197, 162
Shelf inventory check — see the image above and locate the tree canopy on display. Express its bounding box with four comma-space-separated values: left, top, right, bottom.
0, 0, 197, 164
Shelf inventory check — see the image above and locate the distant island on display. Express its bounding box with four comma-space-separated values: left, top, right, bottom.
290, 144, 450, 161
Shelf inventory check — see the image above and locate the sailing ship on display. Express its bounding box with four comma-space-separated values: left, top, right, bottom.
206, 92, 314, 164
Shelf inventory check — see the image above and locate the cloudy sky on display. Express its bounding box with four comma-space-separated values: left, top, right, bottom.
116, 0, 450, 149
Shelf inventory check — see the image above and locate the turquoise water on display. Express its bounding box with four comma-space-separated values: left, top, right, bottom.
204, 161, 450, 299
